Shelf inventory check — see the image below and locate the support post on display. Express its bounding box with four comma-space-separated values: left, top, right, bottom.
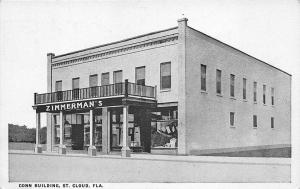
58, 111, 66, 154
121, 105, 131, 157
34, 112, 42, 153
88, 109, 96, 156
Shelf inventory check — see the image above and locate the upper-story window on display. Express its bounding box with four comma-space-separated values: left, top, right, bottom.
201, 64, 207, 91
271, 117, 275, 129
243, 78, 247, 100
55, 80, 62, 101
113, 70, 123, 84
72, 77, 80, 99
253, 81, 257, 103
113, 70, 123, 95
136, 66, 145, 86
89, 74, 98, 97
160, 62, 171, 90
216, 69, 222, 94
101, 72, 110, 86
263, 84, 266, 104
230, 74, 235, 97
271, 87, 275, 105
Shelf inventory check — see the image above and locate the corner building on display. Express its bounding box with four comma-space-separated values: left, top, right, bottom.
33, 18, 291, 156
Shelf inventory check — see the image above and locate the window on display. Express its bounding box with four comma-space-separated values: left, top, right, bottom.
136, 66, 145, 85
113, 70, 123, 84
243, 78, 247, 100
55, 80, 62, 101
230, 74, 235, 97
113, 70, 123, 95
253, 82, 257, 103
230, 112, 235, 127
271, 117, 274, 129
72, 78, 80, 99
271, 87, 275, 105
253, 115, 257, 128
216, 69, 222, 94
201, 64, 207, 91
263, 85, 266, 104
101, 72, 110, 85
160, 62, 171, 90
89, 74, 98, 97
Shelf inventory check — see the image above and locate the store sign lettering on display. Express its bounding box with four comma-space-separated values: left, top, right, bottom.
45, 100, 103, 112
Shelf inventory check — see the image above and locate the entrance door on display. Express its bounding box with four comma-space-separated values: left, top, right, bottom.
71, 124, 84, 150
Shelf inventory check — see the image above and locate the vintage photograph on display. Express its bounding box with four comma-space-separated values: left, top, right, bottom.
1, 0, 300, 188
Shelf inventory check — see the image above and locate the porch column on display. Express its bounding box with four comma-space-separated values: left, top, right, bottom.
102, 107, 109, 154
121, 105, 130, 157
34, 112, 42, 153
58, 111, 66, 154
88, 109, 96, 156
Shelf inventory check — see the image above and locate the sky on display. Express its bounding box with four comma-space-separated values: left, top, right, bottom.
1, 0, 299, 128
1, 0, 300, 187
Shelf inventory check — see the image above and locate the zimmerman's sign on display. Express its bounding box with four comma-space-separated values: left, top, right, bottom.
34, 98, 123, 113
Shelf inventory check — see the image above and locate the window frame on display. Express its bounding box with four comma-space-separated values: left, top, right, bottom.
216, 69, 222, 94
243, 78, 247, 100
253, 115, 258, 128
230, 112, 235, 127
160, 62, 171, 90
113, 70, 123, 84
253, 81, 257, 103
201, 64, 207, 91
135, 66, 146, 86
101, 72, 110, 86
263, 84, 266, 105
230, 74, 235, 97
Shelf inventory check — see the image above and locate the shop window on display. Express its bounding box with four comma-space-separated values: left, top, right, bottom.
151, 108, 178, 149
201, 64, 206, 91
72, 77, 80, 99
230, 74, 235, 97
253, 81, 257, 103
253, 115, 258, 128
263, 84, 266, 104
243, 78, 247, 100
54, 114, 60, 144
230, 112, 235, 127
216, 69, 222, 94
55, 80, 63, 101
89, 74, 98, 97
136, 66, 145, 86
160, 62, 171, 90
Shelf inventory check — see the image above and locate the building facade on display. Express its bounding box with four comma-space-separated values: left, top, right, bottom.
32, 18, 291, 156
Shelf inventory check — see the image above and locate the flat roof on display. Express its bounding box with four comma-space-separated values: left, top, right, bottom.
52, 24, 290, 76
54, 26, 178, 58
188, 26, 291, 76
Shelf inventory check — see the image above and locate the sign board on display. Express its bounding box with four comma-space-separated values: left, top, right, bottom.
35, 97, 123, 113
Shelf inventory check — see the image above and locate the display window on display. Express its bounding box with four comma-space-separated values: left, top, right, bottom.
151, 107, 178, 148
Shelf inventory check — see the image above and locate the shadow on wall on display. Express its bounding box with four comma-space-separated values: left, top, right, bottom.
194, 147, 291, 158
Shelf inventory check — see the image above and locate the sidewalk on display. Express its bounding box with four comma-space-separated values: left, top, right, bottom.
9, 150, 291, 182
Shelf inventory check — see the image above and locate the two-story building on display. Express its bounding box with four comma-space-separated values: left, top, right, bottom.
32, 18, 291, 157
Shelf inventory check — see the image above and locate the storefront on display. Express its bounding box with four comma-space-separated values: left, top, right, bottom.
33, 80, 163, 156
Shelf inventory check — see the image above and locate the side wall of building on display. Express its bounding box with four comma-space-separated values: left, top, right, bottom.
184, 27, 291, 154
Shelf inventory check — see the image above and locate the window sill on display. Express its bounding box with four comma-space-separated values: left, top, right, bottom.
243, 99, 247, 102
216, 93, 223, 97
229, 97, 236, 100
230, 126, 236, 129
253, 127, 258, 129
253, 102, 257, 104
201, 90, 208, 94
263, 104, 267, 106
160, 89, 171, 93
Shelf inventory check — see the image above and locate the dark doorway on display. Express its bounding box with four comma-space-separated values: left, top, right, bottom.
71, 124, 84, 150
